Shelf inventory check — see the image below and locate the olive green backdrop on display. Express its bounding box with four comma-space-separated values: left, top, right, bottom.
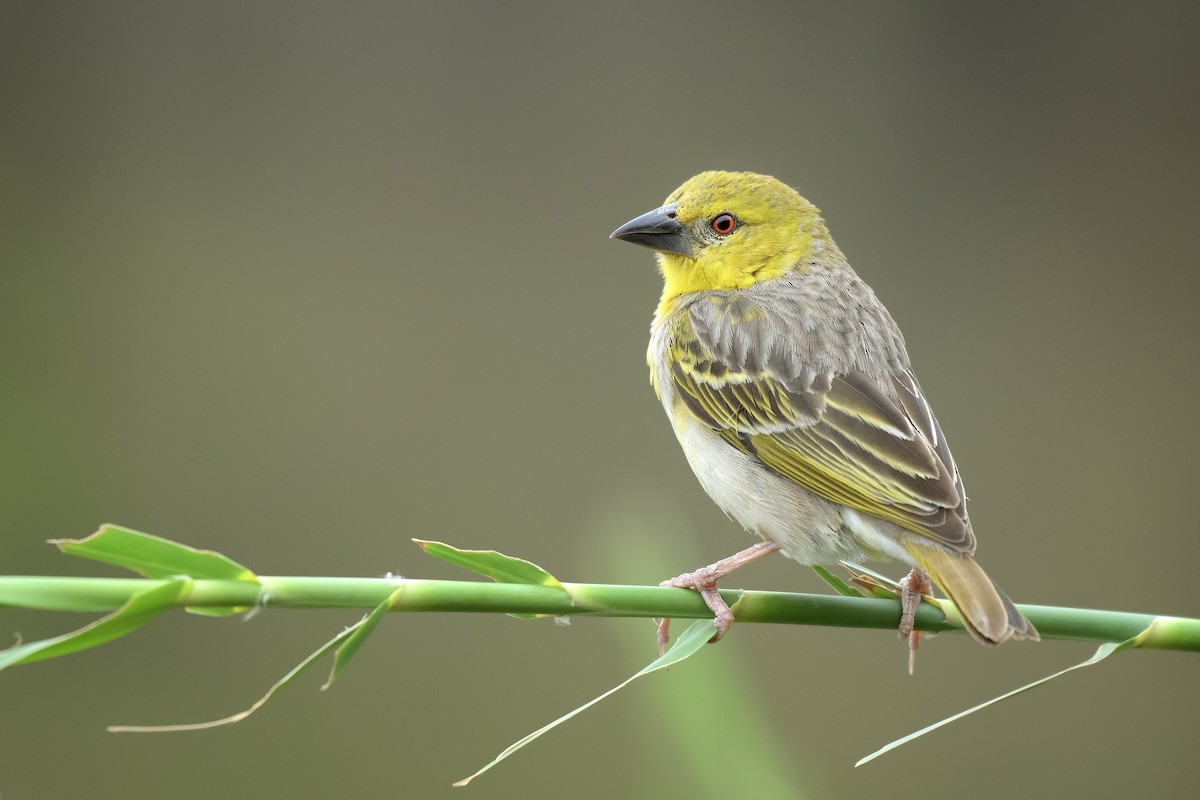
3, 2, 1198, 798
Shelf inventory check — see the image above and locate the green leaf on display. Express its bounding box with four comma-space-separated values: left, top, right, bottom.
810, 565, 864, 597
454, 618, 716, 787
323, 587, 404, 689
108, 623, 362, 733
54, 525, 258, 616
55, 524, 256, 581
0, 579, 189, 670
856, 634, 1141, 766
414, 539, 563, 587
414, 539, 568, 618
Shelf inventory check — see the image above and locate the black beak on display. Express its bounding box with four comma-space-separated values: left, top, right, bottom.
609, 202, 693, 258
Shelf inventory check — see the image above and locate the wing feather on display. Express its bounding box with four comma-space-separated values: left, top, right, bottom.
670, 292, 974, 552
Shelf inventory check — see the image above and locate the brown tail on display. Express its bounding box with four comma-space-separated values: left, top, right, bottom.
903, 544, 1039, 645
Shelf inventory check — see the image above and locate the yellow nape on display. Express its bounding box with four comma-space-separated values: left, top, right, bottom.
656, 171, 840, 314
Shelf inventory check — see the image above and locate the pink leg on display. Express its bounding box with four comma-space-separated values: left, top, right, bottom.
898, 567, 934, 674
657, 540, 780, 654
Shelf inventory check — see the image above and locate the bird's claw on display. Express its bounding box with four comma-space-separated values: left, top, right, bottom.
657, 566, 735, 654
654, 541, 780, 653
898, 567, 935, 674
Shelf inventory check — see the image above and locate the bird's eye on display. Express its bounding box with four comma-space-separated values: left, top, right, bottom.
711, 213, 738, 235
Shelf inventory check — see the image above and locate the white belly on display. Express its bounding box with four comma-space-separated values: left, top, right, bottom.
671, 413, 864, 565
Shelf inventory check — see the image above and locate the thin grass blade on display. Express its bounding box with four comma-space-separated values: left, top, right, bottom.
856, 636, 1139, 766
453, 618, 716, 787
108, 622, 362, 732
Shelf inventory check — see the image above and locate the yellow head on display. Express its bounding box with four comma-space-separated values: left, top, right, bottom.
611, 171, 840, 310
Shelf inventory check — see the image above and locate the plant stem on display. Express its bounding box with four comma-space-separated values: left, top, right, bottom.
2, 575, 1196, 651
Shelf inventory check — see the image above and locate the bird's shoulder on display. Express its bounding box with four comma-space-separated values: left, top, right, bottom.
668, 267, 908, 388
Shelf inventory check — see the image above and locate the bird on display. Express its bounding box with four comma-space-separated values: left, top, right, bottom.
610, 170, 1038, 654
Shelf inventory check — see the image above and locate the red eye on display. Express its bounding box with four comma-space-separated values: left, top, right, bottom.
711, 213, 737, 235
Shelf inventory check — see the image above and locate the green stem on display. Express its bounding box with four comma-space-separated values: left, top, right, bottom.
2, 575, 1196, 651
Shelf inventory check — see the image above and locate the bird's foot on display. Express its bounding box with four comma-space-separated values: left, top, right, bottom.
656, 541, 779, 655
659, 565, 736, 652
898, 567, 934, 674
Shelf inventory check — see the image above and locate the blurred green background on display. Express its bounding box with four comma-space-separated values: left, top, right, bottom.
3, 2, 1198, 798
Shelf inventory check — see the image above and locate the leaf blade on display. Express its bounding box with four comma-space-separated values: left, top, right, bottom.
323, 587, 404, 689
454, 618, 716, 787
856, 636, 1139, 767
414, 539, 563, 588
108, 623, 362, 733
54, 524, 256, 582
0, 579, 189, 670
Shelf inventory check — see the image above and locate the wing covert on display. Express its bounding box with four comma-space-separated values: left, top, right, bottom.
669, 295, 974, 551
